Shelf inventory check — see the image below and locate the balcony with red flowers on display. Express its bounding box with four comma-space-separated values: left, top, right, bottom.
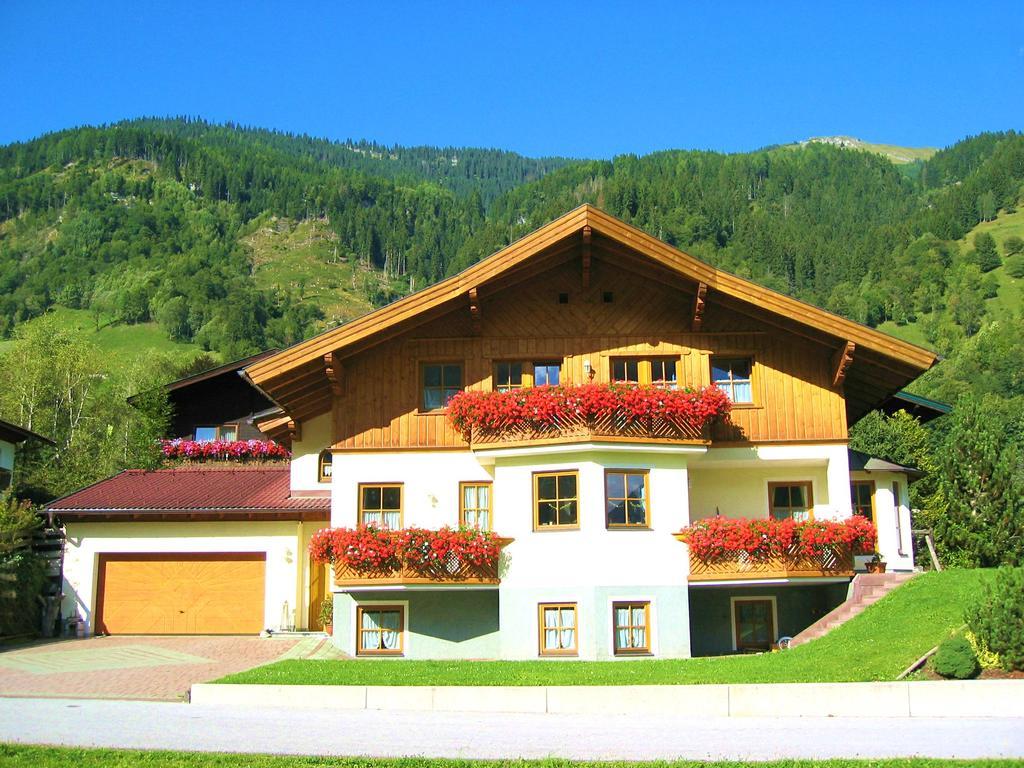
447, 384, 731, 449
674, 516, 875, 582
309, 526, 513, 587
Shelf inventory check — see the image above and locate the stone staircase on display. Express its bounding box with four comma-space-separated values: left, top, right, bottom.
790, 572, 917, 646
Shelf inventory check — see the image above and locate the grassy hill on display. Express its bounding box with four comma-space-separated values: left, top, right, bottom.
244, 216, 379, 330
804, 135, 937, 164
0, 306, 207, 366
878, 204, 1024, 348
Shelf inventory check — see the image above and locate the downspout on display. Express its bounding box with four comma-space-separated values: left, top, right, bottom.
296, 520, 306, 630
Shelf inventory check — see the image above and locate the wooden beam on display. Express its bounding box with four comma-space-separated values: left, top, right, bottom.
832, 341, 856, 388
691, 281, 708, 332
468, 287, 481, 335
324, 352, 343, 397
581, 225, 592, 289
287, 419, 301, 442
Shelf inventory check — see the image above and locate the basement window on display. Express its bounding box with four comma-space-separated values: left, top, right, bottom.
558, 292, 569, 304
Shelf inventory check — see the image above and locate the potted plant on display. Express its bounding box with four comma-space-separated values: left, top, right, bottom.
318, 598, 334, 636
865, 551, 887, 574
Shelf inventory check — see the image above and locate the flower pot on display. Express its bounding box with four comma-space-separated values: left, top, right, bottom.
865, 561, 887, 574
324, 623, 333, 636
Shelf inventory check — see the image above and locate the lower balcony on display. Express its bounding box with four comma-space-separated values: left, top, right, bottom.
674, 516, 870, 583
331, 537, 513, 588
685, 546, 855, 582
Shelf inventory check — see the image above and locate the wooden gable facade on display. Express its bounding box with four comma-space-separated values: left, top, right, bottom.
246, 206, 937, 451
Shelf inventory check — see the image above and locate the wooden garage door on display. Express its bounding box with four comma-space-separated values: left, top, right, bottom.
95, 553, 266, 635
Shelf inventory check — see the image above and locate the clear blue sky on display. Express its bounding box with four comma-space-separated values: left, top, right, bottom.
3, 1, 1022, 158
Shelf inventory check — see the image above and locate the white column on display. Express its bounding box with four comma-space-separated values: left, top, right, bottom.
825, 444, 853, 519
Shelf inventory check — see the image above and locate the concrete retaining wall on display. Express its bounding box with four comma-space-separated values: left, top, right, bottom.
191, 680, 1024, 718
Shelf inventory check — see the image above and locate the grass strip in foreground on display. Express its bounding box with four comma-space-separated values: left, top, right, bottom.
1, 746, 1022, 768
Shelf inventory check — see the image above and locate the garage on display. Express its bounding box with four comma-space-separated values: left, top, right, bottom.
95, 553, 266, 635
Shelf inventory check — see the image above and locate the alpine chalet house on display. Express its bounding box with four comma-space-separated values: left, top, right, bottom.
234, 205, 937, 659
50, 206, 936, 654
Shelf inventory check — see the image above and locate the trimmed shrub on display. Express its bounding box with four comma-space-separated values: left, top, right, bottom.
932, 636, 980, 679
966, 567, 1024, 671
1005, 254, 1024, 279
965, 630, 1002, 670
0, 495, 46, 636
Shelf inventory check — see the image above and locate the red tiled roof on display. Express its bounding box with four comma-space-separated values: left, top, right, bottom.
47, 465, 330, 518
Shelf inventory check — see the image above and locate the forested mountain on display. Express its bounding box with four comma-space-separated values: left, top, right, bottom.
1, 121, 1021, 371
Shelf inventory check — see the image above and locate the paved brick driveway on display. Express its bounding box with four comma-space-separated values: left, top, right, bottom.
0, 634, 341, 701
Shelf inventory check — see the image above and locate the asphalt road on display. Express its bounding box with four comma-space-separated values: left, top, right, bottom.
2, 697, 1023, 761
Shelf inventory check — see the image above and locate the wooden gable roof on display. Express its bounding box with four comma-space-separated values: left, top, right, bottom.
245, 205, 937, 424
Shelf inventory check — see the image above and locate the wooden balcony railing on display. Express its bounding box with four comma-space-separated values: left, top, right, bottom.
684, 544, 854, 582
332, 538, 513, 587
469, 412, 707, 448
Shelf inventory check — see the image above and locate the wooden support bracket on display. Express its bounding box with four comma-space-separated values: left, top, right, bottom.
691, 282, 708, 332
287, 419, 301, 442
468, 287, 481, 334
324, 352, 344, 397
831, 341, 855, 388
581, 225, 592, 290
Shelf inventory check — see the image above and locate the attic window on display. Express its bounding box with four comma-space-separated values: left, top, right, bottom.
318, 450, 333, 483
558, 292, 569, 304
603, 291, 614, 303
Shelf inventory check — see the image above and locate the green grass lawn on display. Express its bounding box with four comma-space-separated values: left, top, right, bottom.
219, 569, 990, 687
2, 746, 1020, 768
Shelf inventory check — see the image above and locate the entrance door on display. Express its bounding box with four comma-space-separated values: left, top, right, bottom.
95, 553, 265, 634
308, 563, 329, 630
733, 598, 775, 651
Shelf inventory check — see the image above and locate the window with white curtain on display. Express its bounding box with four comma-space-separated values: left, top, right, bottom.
613, 601, 650, 654
358, 484, 403, 529
356, 606, 404, 655
711, 357, 753, 403
538, 603, 578, 656
460, 482, 491, 530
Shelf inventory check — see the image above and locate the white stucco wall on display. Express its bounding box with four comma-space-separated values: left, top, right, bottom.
290, 412, 333, 491
330, 451, 493, 528
491, 448, 692, 589
329, 445, 699, 659
688, 443, 853, 522
850, 470, 915, 571
62, 521, 306, 634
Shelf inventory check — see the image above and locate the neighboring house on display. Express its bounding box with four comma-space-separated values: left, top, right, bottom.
51, 352, 331, 635
0, 418, 55, 491
53, 206, 942, 657
132, 350, 281, 442
50, 466, 329, 634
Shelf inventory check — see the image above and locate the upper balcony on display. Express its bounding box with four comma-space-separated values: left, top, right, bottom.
449, 384, 730, 450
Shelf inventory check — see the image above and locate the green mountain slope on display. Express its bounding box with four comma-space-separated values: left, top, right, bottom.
1, 120, 1023, 408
